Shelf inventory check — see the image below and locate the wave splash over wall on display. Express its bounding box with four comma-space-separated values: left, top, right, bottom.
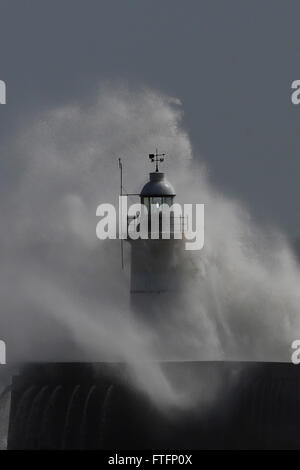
0, 85, 300, 411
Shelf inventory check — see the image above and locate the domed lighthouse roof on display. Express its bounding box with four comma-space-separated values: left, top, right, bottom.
140, 172, 175, 197
140, 150, 176, 197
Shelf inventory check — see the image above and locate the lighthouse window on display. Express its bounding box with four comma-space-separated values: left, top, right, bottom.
142, 196, 174, 210
152, 197, 162, 208
163, 196, 173, 206
141, 197, 150, 210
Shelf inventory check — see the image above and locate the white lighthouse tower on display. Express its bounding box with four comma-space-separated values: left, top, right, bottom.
128, 152, 186, 331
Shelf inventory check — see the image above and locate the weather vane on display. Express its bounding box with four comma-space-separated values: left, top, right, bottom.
149, 149, 166, 172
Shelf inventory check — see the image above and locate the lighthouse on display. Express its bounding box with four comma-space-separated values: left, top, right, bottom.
7, 151, 300, 450
127, 151, 186, 329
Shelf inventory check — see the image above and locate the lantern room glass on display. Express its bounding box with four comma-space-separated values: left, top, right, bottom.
141, 196, 174, 209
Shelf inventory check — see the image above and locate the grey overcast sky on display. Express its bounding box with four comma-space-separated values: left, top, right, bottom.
0, 0, 300, 234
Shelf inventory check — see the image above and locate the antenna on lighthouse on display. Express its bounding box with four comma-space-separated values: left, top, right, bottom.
149, 149, 166, 172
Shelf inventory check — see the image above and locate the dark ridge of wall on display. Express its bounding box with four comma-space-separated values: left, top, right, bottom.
7, 362, 300, 449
